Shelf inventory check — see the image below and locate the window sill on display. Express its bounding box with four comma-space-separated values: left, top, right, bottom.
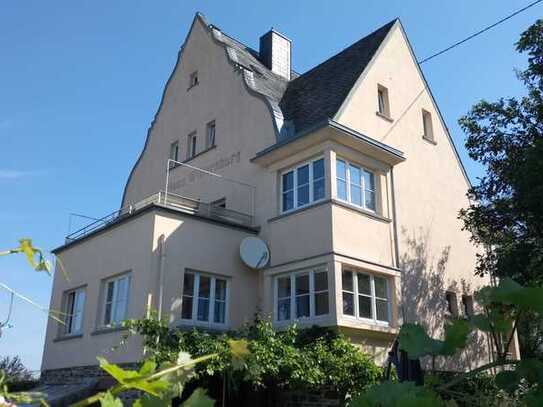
339, 317, 398, 335
91, 325, 127, 336
53, 333, 83, 342
331, 199, 391, 223
175, 145, 217, 167
269, 199, 329, 223
375, 111, 394, 123
422, 136, 437, 145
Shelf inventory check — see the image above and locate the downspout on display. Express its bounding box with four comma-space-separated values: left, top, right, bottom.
157, 234, 166, 320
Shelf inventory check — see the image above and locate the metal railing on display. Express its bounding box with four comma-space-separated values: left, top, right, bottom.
65, 191, 253, 243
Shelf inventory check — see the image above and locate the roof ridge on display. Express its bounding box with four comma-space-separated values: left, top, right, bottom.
292, 18, 397, 81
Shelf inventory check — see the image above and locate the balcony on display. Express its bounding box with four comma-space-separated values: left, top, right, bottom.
65, 191, 254, 243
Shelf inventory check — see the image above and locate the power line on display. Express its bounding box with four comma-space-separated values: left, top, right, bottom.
418, 0, 543, 64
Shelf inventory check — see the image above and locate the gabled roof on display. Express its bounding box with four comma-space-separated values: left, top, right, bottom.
207, 15, 396, 138
279, 20, 396, 134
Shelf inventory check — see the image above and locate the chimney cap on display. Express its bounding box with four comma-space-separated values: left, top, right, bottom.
260, 28, 292, 43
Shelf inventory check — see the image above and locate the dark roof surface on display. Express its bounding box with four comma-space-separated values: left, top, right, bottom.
280, 20, 396, 133
210, 18, 396, 136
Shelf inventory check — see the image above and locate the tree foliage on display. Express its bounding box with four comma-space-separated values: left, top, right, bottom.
0, 356, 32, 385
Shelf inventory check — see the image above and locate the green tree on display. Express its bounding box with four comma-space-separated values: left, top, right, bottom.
458, 19, 543, 359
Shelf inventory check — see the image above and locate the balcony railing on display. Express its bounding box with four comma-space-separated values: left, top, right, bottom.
65, 191, 254, 243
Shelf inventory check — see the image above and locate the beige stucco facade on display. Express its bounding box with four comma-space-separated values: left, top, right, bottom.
42, 15, 496, 373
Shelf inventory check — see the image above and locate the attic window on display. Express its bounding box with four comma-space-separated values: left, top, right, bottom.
445, 291, 459, 317
377, 85, 391, 120
422, 109, 435, 143
189, 71, 199, 89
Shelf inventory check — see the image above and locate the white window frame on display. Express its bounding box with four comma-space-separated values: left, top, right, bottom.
63, 287, 86, 336
100, 273, 131, 328
377, 84, 390, 117
422, 109, 435, 142
280, 157, 325, 213
341, 269, 390, 326
180, 271, 229, 329
206, 121, 216, 149
273, 268, 329, 323
187, 132, 197, 160
335, 158, 377, 212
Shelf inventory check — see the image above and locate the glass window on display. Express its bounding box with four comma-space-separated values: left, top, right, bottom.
281, 157, 326, 213
206, 121, 216, 148
189, 71, 199, 88
422, 109, 434, 142
187, 132, 197, 159
277, 276, 291, 321
462, 295, 474, 317
446, 291, 459, 316
341, 269, 390, 325
313, 159, 325, 201
182, 272, 229, 326
169, 141, 179, 162
377, 85, 390, 117
336, 158, 377, 212
275, 269, 329, 321
102, 274, 130, 327
64, 288, 85, 335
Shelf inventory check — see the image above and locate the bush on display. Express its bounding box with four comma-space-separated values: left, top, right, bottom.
124, 316, 381, 398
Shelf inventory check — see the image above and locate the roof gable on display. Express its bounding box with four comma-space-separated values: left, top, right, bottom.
279, 20, 396, 134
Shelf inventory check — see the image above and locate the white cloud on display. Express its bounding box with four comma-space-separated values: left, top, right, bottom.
0, 170, 44, 180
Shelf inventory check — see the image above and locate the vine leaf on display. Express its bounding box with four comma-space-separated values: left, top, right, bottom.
228, 339, 249, 370
182, 388, 214, 407
348, 381, 446, 407
99, 392, 123, 407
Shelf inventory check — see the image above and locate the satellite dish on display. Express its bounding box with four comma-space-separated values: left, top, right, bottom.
240, 237, 270, 269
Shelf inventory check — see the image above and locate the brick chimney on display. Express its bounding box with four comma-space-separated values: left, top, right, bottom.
259, 29, 291, 80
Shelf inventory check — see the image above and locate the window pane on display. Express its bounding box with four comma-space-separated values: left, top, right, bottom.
359, 295, 372, 319
363, 170, 375, 191
313, 178, 325, 201
181, 297, 193, 319
313, 159, 324, 179
104, 303, 112, 325
282, 171, 294, 192
197, 299, 209, 321
365, 190, 376, 211
214, 301, 226, 323
376, 299, 389, 322
351, 185, 362, 206
374, 277, 388, 298
278, 277, 291, 298
337, 179, 347, 200
342, 270, 353, 292
106, 281, 115, 303
336, 159, 347, 180
297, 165, 309, 185
357, 274, 371, 295
215, 279, 226, 301
183, 273, 194, 296
199, 276, 210, 298
349, 165, 361, 186
315, 292, 329, 316
278, 298, 290, 321
314, 271, 328, 292
296, 295, 310, 318
343, 292, 354, 315
283, 191, 294, 211
297, 184, 310, 206
295, 275, 309, 296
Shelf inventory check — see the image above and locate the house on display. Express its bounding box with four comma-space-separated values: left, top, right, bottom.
41, 13, 507, 381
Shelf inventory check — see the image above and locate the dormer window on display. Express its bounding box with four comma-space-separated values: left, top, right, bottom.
189, 71, 199, 89
377, 85, 391, 119
422, 109, 435, 143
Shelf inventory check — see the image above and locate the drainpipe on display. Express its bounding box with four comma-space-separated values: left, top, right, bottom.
157, 234, 166, 320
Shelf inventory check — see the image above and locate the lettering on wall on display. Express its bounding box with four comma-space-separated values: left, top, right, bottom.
170, 151, 241, 191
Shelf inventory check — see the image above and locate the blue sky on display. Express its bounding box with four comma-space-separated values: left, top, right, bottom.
0, 1, 540, 370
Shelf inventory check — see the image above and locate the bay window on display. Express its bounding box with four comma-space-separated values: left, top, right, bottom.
181, 271, 229, 327
342, 269, 390, 325
275, 268, 329, 322
281, 158, 325, 213
336, 158, 376, 212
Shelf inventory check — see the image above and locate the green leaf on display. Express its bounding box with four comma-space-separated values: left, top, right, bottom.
182, 388, 214, 407
469, 314, 493, 332
441, 319, 471, 355
348, 381, 445, 407
228, 339, 249, 370
398, 324, 443, 359
138, 360, 157, 376
495, 370, 518, 392
100, 392, 123, 407
98, 357, 139, 383
134, 393, 170, 407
